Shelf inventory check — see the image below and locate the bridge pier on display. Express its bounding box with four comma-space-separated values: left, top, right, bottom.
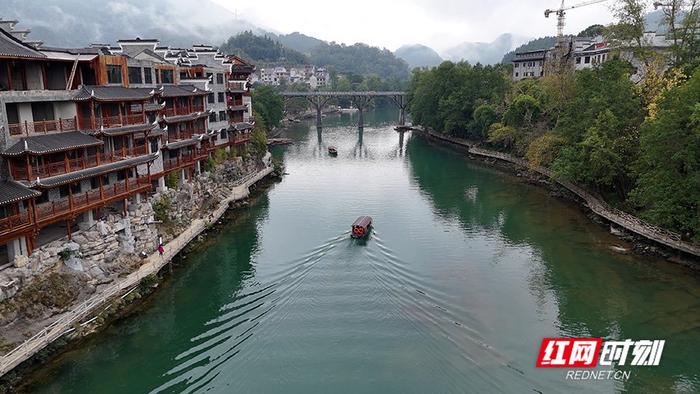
307, 96, 331, 132
350, 95, 373, 131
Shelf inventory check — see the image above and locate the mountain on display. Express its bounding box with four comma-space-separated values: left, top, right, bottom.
0, 0, 267, 48
443, 33, 532, 65
310, 42, 410, 80
395, 44, 443, 69
220, 32, 309, 64
272, 32, 325, 55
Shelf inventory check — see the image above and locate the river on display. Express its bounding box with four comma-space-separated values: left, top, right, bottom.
25, 109, 700, 393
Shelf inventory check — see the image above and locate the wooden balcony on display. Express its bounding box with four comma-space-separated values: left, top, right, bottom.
78, 114, 146, 129
0, 211, 33, 239
8, 117, 78, 136
163, 104, 205, 117
162, 151, 207, 172
10, 146, 150, 181
35, 176, 151, 227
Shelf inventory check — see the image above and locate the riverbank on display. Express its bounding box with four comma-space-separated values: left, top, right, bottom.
412, 127, 700, 267
0, 163, 274, 383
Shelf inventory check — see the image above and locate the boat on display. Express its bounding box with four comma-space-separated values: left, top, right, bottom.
351, 216, 373, 239
328, 146, 338, 156
340, 107, 359, 114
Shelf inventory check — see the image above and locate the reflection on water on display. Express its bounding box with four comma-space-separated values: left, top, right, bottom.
25, 109, 700, 394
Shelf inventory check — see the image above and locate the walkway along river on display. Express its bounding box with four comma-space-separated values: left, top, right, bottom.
21, 109, 700, 393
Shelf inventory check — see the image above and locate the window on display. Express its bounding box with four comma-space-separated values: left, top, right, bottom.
128, 67, 142, 84
208, 93, 215, 104
217, 92, 225, 103
161, 69, 174, 84
515, 72, 519, 77
209, 113, 217, 122
576, 57, 581, 64
584, 56, 590, 64
206, 72, 213, 82
514, 63, 519, 68
107, 65, 122, 84
219, 110, 227, 121
144, 67, 153, 84
149, 139, 158, 154
221, 129, 228, 140
216, 73, 224, 84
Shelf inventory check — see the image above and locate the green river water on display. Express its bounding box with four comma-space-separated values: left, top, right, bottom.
25, 109, 700, 393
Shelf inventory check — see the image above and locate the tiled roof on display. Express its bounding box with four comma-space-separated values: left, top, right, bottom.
228, 122, 254, 131
162, 110, 212, 124
74, 85, 155, 102
2, 132, 103, 157
88, 123, 155, 137
34, 153, 159, 188
0, 27, 45, 59
158, 84, 208, 97
0, 180, 41, 206
162, 139, 197, 150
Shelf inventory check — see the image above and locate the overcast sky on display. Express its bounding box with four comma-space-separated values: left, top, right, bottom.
211, 0, 619, 51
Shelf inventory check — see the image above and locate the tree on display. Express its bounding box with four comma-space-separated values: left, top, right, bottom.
250, 122, 269, 159
630, 68, 700, 240
252, 85, 284, 130
578, 24, 606, 37
552, 60, 644, 199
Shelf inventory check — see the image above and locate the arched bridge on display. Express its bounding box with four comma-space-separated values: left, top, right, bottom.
281, 91, 408, 129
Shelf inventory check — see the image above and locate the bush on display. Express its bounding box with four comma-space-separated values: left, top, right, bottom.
272, 157, 285, 177
57, 249, 72, 261
152, 195, 172, 223
165, 172, 180, 189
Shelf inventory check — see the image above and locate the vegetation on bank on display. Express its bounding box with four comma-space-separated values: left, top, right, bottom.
408, 2, 700, 242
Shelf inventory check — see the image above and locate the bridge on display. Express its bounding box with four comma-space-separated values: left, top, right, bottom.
281, 91, 408, 130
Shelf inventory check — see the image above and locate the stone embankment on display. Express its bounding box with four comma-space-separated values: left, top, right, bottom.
0, 158, 273, 376
413, 127, 700, 260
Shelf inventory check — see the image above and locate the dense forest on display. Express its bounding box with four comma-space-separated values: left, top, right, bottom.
219, 32, 309, 64
409, 1, 700, 241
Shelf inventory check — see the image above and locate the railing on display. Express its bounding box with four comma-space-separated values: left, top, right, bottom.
11, 147, 150, 181
226, 81, 247, 92
163, 153, 196, 171
8, 118, 78, 136
163, 104, 205, 117
78, 114, 145, 129
0, 211, 32, 235
35, 177, 151, 224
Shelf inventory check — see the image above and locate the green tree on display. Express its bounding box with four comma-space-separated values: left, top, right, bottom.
250, 123, 269, 159
252, 85, 284, 130
630, 68, 700, 239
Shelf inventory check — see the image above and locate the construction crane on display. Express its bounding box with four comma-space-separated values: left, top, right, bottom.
545, 0, 610, 38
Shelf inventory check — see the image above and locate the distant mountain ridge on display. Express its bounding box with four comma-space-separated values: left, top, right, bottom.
442, 33, 532, 65
394, 44, 443, 69
0, 0, 267, 48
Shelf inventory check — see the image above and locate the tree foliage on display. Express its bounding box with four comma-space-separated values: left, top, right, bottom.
310, 42, 410, 81
630, 68, 700, 239
252, 85, 284, 130
408, 61, 510, 138
220, 31, 308, 64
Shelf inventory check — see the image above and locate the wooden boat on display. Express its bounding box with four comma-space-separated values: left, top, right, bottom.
328, 146, 338, 156
351, 216, 373, 238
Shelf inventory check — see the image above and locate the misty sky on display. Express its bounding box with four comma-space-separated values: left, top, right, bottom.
212, 0, 619, 51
